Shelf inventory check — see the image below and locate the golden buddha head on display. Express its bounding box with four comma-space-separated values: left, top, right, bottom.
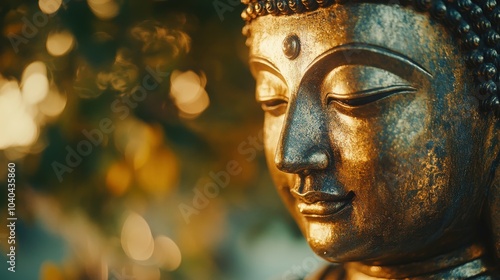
242, 0, 500, 273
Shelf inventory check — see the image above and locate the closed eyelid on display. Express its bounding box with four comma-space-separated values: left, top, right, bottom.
327, 85, 417, 106
323, 63, 416, 98
257, 95, 289, 103
327, 85, 417, 99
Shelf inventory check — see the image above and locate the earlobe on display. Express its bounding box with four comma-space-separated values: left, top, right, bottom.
486, 120, 500, 261
481, 117, 500, 262
486, 159, 500, 262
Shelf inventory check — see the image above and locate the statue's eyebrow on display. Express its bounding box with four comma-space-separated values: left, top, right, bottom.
248, 57, 287, 83
304, 43, 433, 82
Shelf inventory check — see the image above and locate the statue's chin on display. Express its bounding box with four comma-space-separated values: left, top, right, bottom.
307, 239, 359, 263
307, 237, 391, 264
303, 222, 415, 263
303, 222, 363, 263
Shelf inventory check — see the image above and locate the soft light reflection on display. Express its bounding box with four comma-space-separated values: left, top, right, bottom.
46, 31, 75, 56
152, 235, 182, 271
170, 70, 210, 119
39, 0, 62, 14
121, 212, 155, 261
88, 0, 120, 20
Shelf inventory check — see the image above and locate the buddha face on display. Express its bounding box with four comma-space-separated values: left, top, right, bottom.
249, 3, 496, 264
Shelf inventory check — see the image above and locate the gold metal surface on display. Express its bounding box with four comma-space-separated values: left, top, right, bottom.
245, 2, 500, 279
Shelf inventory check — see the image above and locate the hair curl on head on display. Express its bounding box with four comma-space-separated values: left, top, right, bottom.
241, 0, 500, 116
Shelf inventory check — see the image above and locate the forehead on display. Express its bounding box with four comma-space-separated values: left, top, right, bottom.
248, 3, 456, 80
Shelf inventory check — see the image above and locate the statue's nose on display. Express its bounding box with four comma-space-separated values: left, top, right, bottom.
274, 87, 331, 174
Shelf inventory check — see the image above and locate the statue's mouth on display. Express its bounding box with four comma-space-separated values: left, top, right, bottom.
294, 191, 355, 218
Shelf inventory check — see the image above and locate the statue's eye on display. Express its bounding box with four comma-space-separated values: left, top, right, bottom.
322, 65, 415, 108
255, 71, 288, 116
327, 85, 416, 107
259, 98, 288, 116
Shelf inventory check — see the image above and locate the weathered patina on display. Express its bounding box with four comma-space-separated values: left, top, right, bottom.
243, 0, 500, 278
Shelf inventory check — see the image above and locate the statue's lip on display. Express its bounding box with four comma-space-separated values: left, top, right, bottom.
291, 190, 354, 204
295, 191, 355, 217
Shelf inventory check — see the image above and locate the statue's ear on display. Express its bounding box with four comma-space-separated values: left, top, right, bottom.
487, 158, 500, 261
484, 116, 500, 262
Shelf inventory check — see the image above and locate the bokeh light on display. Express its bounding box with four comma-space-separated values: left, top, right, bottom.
136, 147, 178, 196
46, 31, 75, 56
0, 60, 63, 151
170, 70, 210, 119
38, 87, 67, 117
88, 0, 120, 20
0, 79, 39, 149
22, 61, 47, 78
0, 80, 23, 117
121, 212, 155, 261
21, 61, 49, 106
170, 70, 205, 104
123, 121, 154, 169
39, 0, 63, 14
106, 162, 132, 196
152, 235, 182, 271
22, 73, 49, 105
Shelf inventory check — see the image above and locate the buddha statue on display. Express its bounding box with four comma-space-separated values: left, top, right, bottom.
241, 0, 500, 278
